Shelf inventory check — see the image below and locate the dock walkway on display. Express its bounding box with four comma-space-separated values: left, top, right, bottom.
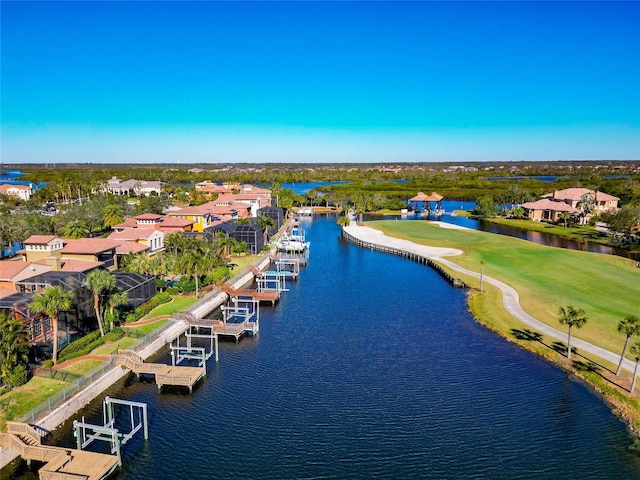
0, 422, 119, 480
112, 350, 205, 391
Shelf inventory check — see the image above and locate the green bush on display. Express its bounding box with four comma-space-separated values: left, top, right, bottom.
58, 330, 102, 358
58, 328, 125, 362
3, 364, 30, 387
175, 276, 195, 293
165, 287, 179, 295
124, 292, 172, 322
211, 266, 231, 284
43, 359, 54, 368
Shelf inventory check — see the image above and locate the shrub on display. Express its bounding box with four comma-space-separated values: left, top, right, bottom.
175, 276, 195, 293
58, 328, 126, 362
3, 364, 30, 387
43, 359, 54, 368
165, 287, 179, 295
124, 292, 172, 322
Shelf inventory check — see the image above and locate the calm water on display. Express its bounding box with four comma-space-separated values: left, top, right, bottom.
7, 216, 640, 479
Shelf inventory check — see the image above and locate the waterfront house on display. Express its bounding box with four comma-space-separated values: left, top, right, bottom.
523, 188, 619, 224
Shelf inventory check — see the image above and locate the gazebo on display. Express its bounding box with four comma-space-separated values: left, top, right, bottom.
407, 192, 444, 215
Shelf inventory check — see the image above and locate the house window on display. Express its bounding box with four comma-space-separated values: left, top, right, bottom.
33, 319, 42, 338
44, 317, 51, 332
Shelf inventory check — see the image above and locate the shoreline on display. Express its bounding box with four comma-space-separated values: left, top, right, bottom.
342, 220, 640, 442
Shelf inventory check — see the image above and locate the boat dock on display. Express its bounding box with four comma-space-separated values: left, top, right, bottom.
112, 350, 205, 392
0, 422, 119, 480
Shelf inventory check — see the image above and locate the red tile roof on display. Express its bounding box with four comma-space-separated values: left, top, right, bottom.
522, 199, 580, 213
0, 260, 29, 280
61, 239, 120, 255
24, 235, 58, 245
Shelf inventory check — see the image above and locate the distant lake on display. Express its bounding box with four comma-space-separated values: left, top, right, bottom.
0, 170, 45, 190
487, 175, 630, 182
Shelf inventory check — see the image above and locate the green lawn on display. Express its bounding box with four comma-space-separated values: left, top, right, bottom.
142, 296, 197, 319
369, 220, 640, 356
91, 337, 137, 356
60, 360, 105, 376
487, 217, 612, 244
129, 319, 169, 336
0, 376, 69, 430
229, 255, 260, 275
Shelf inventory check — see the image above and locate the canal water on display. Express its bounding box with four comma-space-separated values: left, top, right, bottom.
8, 215, 640, 479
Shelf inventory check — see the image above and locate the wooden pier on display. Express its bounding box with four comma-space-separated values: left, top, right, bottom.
0, 422, 119, 480
112, 350, 205, 392
221, 284, 280, 305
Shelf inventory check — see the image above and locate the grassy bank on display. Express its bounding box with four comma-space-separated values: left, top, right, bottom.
485, 217, 614, 245
367, 219, 640, 433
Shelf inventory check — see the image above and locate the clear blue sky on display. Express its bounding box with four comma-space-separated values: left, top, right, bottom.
1, 1, 639, 163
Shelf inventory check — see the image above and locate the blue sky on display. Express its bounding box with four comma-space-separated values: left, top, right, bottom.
1, 1, 639, 164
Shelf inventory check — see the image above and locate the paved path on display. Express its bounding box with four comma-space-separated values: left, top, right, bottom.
343, 221, 638, 376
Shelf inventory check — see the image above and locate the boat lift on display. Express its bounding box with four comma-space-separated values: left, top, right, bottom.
73, 397, 149, 466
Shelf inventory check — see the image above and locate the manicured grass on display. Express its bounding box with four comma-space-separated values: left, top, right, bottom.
229, 255, 260, 275
369, 220, 640, 357
60, 360, 105, 376
0, 376, 69, 430
129, 319, 169, 336
91, 337, 137, 356
142, 296, 196, 319
487, 217, 612, 245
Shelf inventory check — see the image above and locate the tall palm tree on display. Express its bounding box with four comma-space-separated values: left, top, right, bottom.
29, 286, 73, 365
558, 305, 588, 361
255, 216, 276, 244
107, 290, 129, 329
616, 315, 640, 376
214, 231, 236, 259
179, 250, 210, 297
86, 269, 116, 336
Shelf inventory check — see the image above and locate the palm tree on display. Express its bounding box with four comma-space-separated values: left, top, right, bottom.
107, 290, 129, 328
62, 219, 90, 239
558, 305, 588, 360
86, 269, 116, 336
103, 203, 125, 228
214, 231, 236, 259
179, 250, 210, 297
630, 341, 640, 393
558, 211, 571, 229
0, 312, 31, 386
29, 286, 74, 365
255, 216, 276, 244
616, 315, 640, 376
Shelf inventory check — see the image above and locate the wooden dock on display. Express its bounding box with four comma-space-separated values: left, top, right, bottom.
113, 350, 205, 392
0, 422, 119, 480
221, 284, 280, 305
188, 315, 258, 341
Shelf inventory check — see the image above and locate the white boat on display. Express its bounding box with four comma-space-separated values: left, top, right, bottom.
276, 232, 310, 252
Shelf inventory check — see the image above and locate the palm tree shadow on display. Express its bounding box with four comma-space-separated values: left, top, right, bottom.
512, 329, 623, 388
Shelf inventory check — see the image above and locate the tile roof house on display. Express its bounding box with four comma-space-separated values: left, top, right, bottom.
112, 213, 194, 233
0, 183, 32, 201
104, 177, 163, 196
523, 188, 619, 224
21, 235, 120, 271
107, 228, 164, 254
